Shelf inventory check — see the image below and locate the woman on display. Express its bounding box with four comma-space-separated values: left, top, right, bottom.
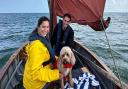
23, 16, 61, 89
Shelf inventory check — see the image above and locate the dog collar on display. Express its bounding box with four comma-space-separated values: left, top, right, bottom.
63, 63, 73, 68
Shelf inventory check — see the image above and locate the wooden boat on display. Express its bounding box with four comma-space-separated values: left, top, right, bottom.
0, 41, 128, 89
0, 0, 128, 89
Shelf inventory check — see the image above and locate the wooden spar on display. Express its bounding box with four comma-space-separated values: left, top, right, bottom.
47, 0, 57, 39
47, 0, 52, 39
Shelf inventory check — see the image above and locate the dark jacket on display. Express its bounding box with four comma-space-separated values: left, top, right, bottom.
51, 20, 74, 55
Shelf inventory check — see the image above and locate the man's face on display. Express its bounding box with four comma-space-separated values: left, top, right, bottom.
63, 16, 71, 29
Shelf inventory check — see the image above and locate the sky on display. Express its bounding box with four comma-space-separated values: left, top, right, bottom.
0, 0, 128, 13
105, 0, 128, 12
0, 0, 49, 13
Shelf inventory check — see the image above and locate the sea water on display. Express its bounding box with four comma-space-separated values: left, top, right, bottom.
0, 13, 127, 83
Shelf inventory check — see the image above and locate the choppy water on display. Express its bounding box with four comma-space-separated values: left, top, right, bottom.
0, 13, 128, 83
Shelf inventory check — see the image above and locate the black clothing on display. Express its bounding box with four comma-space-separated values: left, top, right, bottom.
51, 20, 74, 55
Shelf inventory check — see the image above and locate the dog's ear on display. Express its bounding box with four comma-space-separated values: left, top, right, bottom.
70, 51, 76, 65
58, 55, 62, 63
57, 57, 63, 73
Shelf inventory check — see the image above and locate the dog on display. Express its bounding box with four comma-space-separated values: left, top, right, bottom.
58, 46, 76, 89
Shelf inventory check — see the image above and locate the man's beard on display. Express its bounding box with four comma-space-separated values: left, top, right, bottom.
63, 25, 67, 31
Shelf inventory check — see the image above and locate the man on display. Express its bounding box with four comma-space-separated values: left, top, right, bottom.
51, 13, 74, 56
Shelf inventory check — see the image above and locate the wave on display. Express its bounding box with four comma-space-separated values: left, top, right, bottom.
0, 47, 17, 53
0, 53, 12, 68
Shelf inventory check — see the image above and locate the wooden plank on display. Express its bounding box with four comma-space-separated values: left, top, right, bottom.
0, 42, 28, 80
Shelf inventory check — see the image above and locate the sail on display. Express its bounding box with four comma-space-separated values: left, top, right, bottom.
51, 0, 110, 31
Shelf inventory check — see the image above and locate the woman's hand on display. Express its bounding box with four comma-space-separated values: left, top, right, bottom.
59, 73, 64, 79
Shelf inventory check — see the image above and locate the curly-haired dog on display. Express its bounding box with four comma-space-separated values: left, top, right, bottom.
58, 46, 76, 89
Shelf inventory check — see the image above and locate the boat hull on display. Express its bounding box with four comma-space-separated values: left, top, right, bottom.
0, 41, 128, 89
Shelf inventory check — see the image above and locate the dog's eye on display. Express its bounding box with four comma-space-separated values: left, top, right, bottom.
66, 53, 69, 57
62, 54, 64, 57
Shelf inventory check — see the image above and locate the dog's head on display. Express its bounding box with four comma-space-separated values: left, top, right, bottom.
59, 46, 76, 65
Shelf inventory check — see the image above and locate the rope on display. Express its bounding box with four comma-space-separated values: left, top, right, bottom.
100, 18, 124, 89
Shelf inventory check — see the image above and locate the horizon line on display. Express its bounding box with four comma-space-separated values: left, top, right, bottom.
0, 11, 128, 14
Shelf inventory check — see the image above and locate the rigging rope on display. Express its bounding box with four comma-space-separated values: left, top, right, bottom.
100, 18, 124, 89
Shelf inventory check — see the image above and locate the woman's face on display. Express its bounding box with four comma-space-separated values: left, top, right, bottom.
38, 21, 49, 37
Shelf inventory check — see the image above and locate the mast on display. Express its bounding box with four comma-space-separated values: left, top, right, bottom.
47, 0, 57, 39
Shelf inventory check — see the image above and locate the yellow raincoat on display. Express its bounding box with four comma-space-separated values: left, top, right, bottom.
23, 40, 59, 89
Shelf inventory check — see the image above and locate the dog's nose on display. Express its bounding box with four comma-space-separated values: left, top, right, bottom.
63, 59, 68, 64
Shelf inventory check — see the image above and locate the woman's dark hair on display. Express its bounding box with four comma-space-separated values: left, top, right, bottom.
32, 16, 50, 33
37, 16, 50, 27
63, 13, 71, 21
